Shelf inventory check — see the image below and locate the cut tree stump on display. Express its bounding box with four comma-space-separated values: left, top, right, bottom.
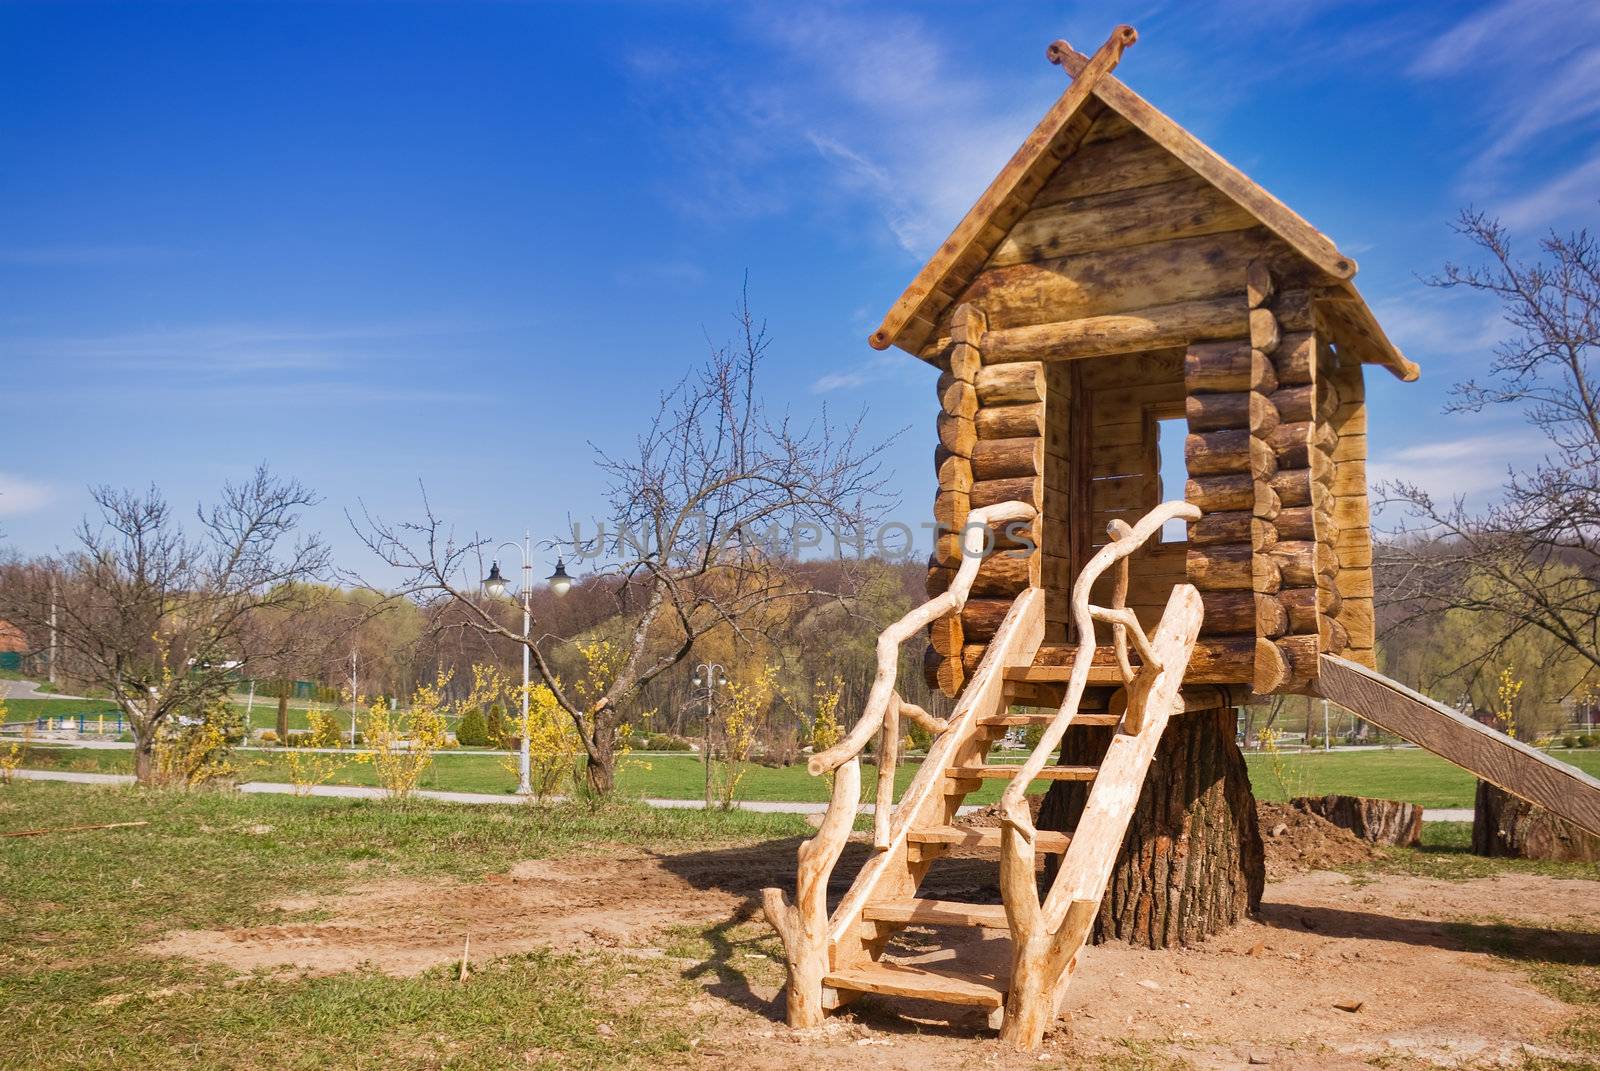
1038, 706, 1263, 949
1293, 794, 1421, 847
1473, 781, 1600, 863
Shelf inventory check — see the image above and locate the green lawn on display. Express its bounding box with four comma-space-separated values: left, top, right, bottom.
1246, 746, 1600, 807
17, 742, 1600, 809
2, 696, 120, 723
0, 780, 806, 1070
1, 780, 1595, 1070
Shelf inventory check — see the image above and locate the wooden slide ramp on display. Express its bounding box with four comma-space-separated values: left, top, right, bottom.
1315, 654, 1600, 839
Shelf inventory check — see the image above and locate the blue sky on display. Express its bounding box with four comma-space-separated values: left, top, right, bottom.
2, 0, 1597, 574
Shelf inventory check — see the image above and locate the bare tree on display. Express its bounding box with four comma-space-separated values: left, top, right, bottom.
356, 289, 895, 794
0, 467, 329, 782
1379, 209, 1600, 686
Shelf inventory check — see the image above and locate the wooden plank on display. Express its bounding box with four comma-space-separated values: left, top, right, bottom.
957, 227, 1305, 336
909, 826, 1073, 853
980, 712, 1120, 727
950, 764, 1099, 781
990, 174, 1257, 267
869, 26, 1138, 353
862, 898, 1010, 928
1315, 655, 1600, 838
982, 295, 1247, 363
1032, 129, 1193, 205
824, 963, 1004, 1009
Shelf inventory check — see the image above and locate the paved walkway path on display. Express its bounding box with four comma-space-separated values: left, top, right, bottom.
7, 768, 1477, 821
1, 679, 93, 702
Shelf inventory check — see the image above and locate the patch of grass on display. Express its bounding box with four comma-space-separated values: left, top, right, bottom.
1348, 822, 1600, 883
17, 740, 1600, 811
1244, 747, 1600, 808
2, 695, 120, 723
0, 781, 806, 1070
5, 945, 696, 1070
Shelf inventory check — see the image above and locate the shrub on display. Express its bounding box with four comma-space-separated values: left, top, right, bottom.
364, 676, 450, 800
456, 706, 491, 747
1580, 733, 1597, 749
639, 732, 693, 752
1563, 734, 1579, 749
485, 703, 505, 744
258, 729, 280, 746
306, 708, 344, 749
151, 697, 238, 788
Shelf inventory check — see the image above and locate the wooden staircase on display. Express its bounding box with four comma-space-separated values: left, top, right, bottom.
762, 500, 1206, 1050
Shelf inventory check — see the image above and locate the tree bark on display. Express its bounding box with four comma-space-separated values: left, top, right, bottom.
1473, 780, 1600, 862
1294, 794, 1422, 846
583, 721, 617, 796
276, 692, 289, 741
133, 735, 155, 785
1038, 706, 1263, 948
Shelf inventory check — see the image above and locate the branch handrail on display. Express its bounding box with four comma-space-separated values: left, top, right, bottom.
998, 500, 1201, 856
808, 499, 1037, 847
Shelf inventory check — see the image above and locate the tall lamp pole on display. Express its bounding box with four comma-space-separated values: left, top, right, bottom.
483, 535, 573, 796
693, 663, 728, 808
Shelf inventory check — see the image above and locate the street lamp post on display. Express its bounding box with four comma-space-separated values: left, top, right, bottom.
692, 662, 729, 808
483, 535, 573, 796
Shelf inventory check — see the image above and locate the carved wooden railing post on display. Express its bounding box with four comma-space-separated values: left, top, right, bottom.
761, 757, 860, 1027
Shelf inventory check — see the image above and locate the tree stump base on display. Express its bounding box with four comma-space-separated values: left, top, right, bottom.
1038, 706, 1263, 949
1292, 794, 1422, 846
1473, 781, 1600, 862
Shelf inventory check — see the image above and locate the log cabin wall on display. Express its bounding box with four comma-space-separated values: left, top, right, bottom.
1183, 314, 1286, 694
1316, 317, 1377, 668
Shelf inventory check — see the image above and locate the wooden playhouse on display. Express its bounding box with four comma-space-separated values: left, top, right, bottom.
761, 26, 1600, 1052
892, 30, 1418, 702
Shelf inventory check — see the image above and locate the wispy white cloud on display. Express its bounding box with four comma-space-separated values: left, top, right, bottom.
1409, 0, 1600, 226
811, 352, 904, 393
1496, 150, 1600, 230
0, 474, 55, 518
5, 320, 484, 377
1367, 286, 1505, 373
1368, 431, 1540, 502
629, 5, 1045, 258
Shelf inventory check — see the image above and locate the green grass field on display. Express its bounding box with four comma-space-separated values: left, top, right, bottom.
0, 780, 806, 1070
0, 779, 1594, 1070
16, 740, 1600, 808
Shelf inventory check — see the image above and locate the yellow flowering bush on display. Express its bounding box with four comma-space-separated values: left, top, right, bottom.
284, 705, 366, 796
714, 663, 775, 809
151, 696, 237, 788
0, 696, 27, 785
365, 672, 452, 799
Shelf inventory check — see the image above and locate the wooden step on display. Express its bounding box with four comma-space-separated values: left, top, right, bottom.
862, 897, 1009, 928
979, 712, 1121, 727
824, 962, 1005, 1009
1005, 664, 1126, 685
948, 764, 1099, 781
908, 825, 1071, 853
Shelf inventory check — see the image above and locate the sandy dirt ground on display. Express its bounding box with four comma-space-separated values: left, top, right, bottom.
146, 826, 1599, 1070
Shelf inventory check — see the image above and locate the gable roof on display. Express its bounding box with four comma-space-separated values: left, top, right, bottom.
869, 32, 1419, 383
